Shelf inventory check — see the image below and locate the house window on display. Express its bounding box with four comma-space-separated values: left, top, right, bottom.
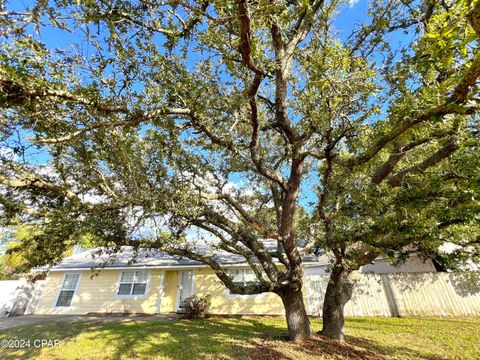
227, 269, 257, 291
117, 271, 148, 296
56, 273, 80, 307
226, 269, 265, 298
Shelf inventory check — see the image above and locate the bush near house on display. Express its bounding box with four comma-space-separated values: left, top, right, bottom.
181, 294, 211, 319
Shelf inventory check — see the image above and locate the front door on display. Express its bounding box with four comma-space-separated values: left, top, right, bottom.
177, 271, 194, 311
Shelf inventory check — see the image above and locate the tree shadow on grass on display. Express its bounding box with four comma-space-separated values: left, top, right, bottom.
88, 317, 291, 360
0, 317, 468, 360
0, 317, 287, 359
0, 320, 107, 359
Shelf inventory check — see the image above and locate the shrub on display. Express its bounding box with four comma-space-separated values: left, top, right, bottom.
182, 294, 211, 318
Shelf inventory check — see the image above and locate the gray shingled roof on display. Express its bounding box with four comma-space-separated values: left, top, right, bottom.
50, 243, 323, 271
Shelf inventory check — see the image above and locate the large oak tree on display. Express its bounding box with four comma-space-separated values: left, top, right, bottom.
1, 0, 479, 341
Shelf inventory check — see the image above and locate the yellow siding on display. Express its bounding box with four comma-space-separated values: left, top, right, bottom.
35, 270, 164, 315
195, 268, 285, 315
35, 267, 287, 315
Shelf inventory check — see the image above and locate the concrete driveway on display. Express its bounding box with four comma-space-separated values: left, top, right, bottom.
0, 314, 179, 331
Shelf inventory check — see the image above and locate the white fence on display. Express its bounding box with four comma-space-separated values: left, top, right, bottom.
305, 272, 480, 317
0, 280, 45, 317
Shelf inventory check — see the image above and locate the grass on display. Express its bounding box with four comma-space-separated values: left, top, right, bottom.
0, 317, 479, 359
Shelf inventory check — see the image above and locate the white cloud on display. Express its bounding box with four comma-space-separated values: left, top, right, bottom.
0, 147, 16, 161
347, 0, 359, 8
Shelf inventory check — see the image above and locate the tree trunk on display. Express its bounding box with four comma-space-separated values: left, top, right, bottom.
320, 265, 353, 341
280, 288, 312, 341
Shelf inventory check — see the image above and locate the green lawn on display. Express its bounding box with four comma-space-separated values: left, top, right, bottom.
0, 317, 478, 359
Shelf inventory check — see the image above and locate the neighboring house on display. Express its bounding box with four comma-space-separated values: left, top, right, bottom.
304, 253, 437, 276
33, 246, 322, 316
360, 255, 437, 274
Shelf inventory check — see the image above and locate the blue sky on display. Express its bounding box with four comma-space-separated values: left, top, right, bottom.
9, 0, 370, 53
5, 0, 373, 163
2, 0, 393, 215
3, 0, 408, 211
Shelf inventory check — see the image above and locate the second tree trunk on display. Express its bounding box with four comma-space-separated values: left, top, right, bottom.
321, 265, 352, 341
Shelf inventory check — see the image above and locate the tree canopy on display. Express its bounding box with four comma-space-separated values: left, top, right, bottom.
0, 0, 479, 341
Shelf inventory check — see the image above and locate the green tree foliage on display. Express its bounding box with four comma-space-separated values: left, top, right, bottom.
0, 0, 479, 341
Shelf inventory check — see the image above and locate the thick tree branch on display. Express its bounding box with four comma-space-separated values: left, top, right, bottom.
36, 107, 191, 144
237, 0, 268, 76
287, 0, 324, 53
387, 140, 459, 187
3, 76, 238, 151
186, 111, 238, 151
247, 75, 286, 188
371, 126, 458, 184
371, 138, 431, 184
0, 174, 86, 208
217, 193, 278, 239
342, 56, 480, 169
192, 221, 269, 284
234, 2, 287, 187
200, 207, 281, 282
467, 0, 480, 37
315, 126, 335, 253
271, 22, 298, 144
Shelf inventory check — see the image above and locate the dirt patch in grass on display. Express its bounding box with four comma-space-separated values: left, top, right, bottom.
248, 333, 385, 360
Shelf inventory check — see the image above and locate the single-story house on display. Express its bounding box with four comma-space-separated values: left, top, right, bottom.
32, 247, 437, 316
33, 246, 322, 315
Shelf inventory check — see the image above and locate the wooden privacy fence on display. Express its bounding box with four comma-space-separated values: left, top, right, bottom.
305, 272, 480, 317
